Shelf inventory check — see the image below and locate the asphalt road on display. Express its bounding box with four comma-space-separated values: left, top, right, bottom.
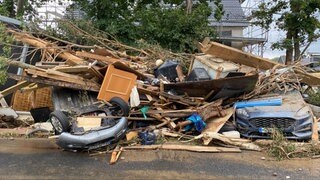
0, 138, 320, 179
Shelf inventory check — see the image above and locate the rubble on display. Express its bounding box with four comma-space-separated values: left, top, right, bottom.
0, 26, 319, 161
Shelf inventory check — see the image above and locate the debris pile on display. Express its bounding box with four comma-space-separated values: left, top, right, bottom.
1, 26, 320, 162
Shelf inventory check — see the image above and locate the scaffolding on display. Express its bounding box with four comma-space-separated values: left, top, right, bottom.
241, 0, 268, 57
35, 0, 72, 28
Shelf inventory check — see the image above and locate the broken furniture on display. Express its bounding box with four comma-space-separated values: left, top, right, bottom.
98, 64, 137, 102
164, 73, 258, 101
191, 55, 239, 79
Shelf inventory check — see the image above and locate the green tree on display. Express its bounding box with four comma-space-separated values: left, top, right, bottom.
73, 0, 215, 52
213, 0, 224, 22
0, 0, 51, 19
0, 0, 15, 17
252, 0, 320, 64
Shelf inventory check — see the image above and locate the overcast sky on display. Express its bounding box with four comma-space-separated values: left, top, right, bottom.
242, 0, 320, 59
263, 26, 320, 59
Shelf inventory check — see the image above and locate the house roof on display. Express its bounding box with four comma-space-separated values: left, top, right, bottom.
208, 0, 249, 27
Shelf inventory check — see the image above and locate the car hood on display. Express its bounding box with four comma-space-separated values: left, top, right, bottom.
237, 91, 312, 119
242, 105, 311, 119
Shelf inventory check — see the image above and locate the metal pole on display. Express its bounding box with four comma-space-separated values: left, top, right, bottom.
17, 44, 29, 75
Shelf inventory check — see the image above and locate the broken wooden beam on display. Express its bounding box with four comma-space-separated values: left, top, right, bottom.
76, 51, 126, 65
9, 29, 86, 65
8, 73, 100, 92
199, 41, 277, 70
203, 108, 234, 133
25, 69, 100, 89
53, 65, 91, 73
137, 87, 160, 96
0, 80, 30, 98
199, 41, 320, 86
197, 99, 225, 121
35, 61, 66, 69
200, 132, 261, 151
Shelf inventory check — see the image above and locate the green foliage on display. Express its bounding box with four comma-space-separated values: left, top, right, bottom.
213, 0, 225, 22
252, 0, 320, 60
0, 0, 15, 17
135, 3, 214, 52
267, 129, 295, 160
0, 23, 13, 85
0, 0, 52, 20
306, 90, 320, 106
0, 24, 13, 57
73, 0, 215, 52
0, 58, 8, 85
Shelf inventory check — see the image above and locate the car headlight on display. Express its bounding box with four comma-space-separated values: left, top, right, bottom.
236, 108, 249, 118
295, 124, 312, 132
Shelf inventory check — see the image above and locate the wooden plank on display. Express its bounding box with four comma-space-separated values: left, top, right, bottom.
161, 131, 180, 138
54, 65, 103, 80
294, 69, 320, 86
35, 61, 65, 69
93, 48, 119, 58
311, 72, 320, 77
123, 144, 241, 153
203, 108, 234, 133
8, 73, 100, 92
197, 99, 224, 120
20, 84, 48, 93
0, 94, 8, 107
160, 92, 199, 106
137, 87, 159, 96
26, 69, 100, 88
200, 41, 278, 70
156, 107, 176, 129
76, 51, 126, 65
46, 69, 85, 81
88, 66, 104, 80
110, 146, 123, 165
0, 80, 30, 97
200, 132, 261, 151
200, 41, 320, 86
53, 66, 90, 73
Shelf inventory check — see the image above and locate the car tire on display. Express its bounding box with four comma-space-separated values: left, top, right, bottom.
50, 111, 70, 135
109, 97, 130, 116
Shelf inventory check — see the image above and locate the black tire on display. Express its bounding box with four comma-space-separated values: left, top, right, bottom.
49, 111, 70, 135
109, 97, 130, 116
